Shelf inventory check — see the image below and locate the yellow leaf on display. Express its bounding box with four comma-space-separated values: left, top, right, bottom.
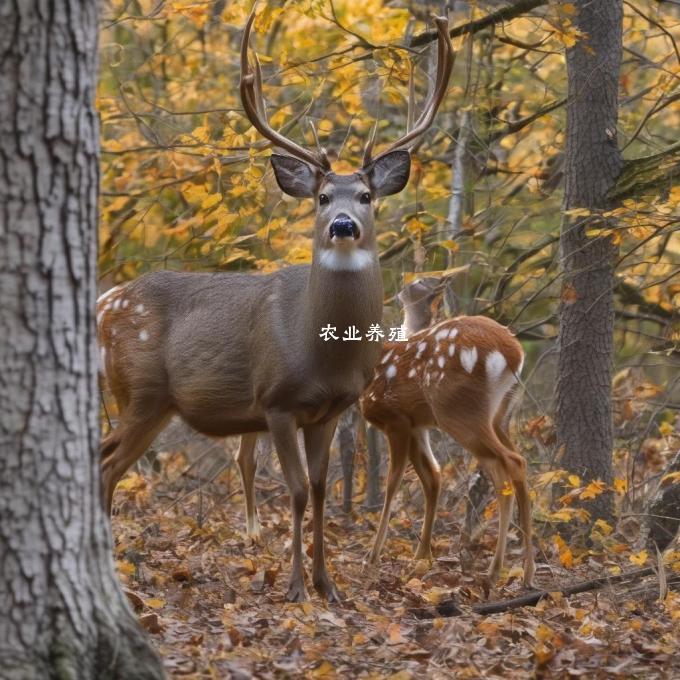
190, 125, 210, 143
201, 193, 222, 210
567, 474, 581, 488
144, 598, 166, 609
438, 239, 459, 252
580, 479, 607, 500
592, 519, 613, 536
117, 561, 136, 576
659, 421, 674, 437
630, 550, 649, 566
614, 478, 628, 494
311, 660, 334, 677
559, 546, 574, 568
501, 481, 514, 496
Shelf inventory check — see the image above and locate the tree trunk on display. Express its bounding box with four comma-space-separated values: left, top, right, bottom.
556, 0, 623, 520
0, 2, 165, 678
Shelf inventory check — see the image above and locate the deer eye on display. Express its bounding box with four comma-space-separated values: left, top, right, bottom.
319, 193, 329, 205
360, 192, 371, 205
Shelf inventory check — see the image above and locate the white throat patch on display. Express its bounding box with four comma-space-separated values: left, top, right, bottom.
318, 248, 375, 272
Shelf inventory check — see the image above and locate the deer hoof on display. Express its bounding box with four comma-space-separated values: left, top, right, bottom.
285, 578, 309, 603
313, 576, 343, 603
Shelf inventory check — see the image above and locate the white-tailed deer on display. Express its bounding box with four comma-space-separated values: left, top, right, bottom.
360, 305, 535, 587
97, 13, 454, 602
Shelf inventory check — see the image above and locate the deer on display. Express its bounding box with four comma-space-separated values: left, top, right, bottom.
359, 286, 536, 588
97, 12, 454, 602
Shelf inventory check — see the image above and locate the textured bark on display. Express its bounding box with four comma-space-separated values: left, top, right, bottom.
0, 2, 164, 678
556, 0, 623, 519
337, 406, 359, 513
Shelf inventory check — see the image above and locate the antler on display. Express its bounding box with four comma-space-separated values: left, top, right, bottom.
363, 15, 454, 168
240, 10, 331, 172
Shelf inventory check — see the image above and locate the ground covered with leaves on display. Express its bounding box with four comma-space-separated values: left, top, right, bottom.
110, 436, 680, 680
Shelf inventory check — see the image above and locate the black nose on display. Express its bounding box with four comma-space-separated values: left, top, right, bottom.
329, 214, 359, 240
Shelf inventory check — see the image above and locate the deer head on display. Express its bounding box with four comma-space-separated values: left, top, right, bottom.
240, 11, 454, 272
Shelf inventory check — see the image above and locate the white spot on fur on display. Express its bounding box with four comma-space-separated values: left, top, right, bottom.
385, 364, 397, 379
122, 299, 130, 309
408, 368, 416, 378
135, 304, 145, 314
460, 346, 478, 374
319, 248, 375, 271
435, 328, 448, 341
447, 327, 458, 340
427, 358, 433, 367
416, 342, 427, 358
382, 349, 394, 364
437, 356, 445, 368
98, 346, 106, 374
139, 329, 149, 342
448, 344, 456, 357
486, 350, 507, 384
113, 298, 122, 311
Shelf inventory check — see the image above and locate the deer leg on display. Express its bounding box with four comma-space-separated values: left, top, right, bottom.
513, 469, 535, 588
479, 457, 514, 585
266, 410, 309, 602
366, 423, 411, 565
235, 433, 261, 540
410, 429, 441, 563
100, 407, 172, 514
492, 399, 535, 587
303, 417, 341, 602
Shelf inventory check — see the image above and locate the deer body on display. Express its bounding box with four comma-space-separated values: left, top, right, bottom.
360, 314, 535, 587
99, 265, 382, 437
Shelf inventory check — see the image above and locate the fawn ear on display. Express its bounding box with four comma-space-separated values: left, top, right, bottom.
364, 149, 411, 197
270, 154, 320, 198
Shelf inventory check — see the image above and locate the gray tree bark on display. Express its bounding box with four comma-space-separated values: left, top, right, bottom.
556, 0, 623, 519
0, 2, 165, 678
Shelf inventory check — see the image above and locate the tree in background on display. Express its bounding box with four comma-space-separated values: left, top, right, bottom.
0, 2, 164, 677
555, 1, 623, 519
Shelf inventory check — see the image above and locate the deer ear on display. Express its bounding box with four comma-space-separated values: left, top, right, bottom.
365, 149, 411, 197
270, 154, 319, 198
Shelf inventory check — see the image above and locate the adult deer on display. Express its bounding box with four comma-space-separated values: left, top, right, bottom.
97, 12, 454, 602
360, 281, 535, 588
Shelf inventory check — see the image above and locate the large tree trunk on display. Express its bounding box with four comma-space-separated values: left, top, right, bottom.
556, 0, 623, 519
0, 2, 165, 678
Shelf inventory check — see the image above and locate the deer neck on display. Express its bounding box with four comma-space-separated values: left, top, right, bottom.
403, 304, 433, 337
304, 250, 383, 355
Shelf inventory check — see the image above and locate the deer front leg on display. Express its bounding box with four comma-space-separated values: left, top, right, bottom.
303, 417, 341, 602
235, 432, 261, 540
266, 411, 309, 602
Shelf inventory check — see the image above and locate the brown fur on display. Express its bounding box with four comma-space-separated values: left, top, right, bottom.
361, 316, 535, 587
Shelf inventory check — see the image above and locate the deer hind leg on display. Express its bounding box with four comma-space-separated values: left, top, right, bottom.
410, 428, 441, 562
100, 405, 172, 514
366, 422, 411, 565
235, 433, 261, 540
491, 390, 535, 587
438, 405, 533, 587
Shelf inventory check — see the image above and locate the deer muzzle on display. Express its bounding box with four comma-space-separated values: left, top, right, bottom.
329, 214, 359, 241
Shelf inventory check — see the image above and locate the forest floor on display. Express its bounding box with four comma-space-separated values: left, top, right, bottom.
112, 447, 680, 679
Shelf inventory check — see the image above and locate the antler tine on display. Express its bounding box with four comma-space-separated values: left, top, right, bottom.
239, 9, 330, 172
364, 15, 454, 167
